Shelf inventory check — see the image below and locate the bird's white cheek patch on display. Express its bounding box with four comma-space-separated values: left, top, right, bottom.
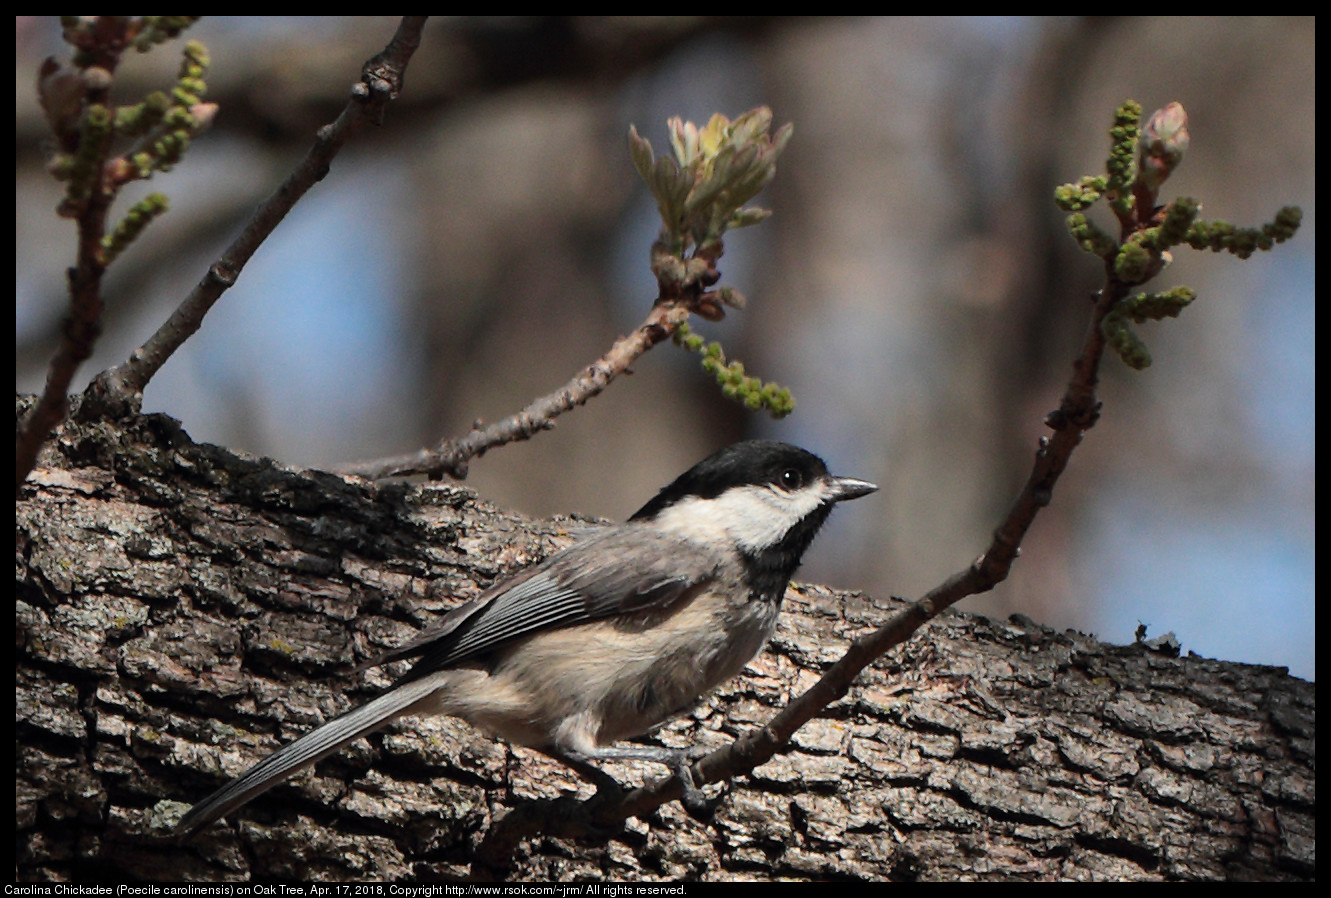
650, 484, 829, 554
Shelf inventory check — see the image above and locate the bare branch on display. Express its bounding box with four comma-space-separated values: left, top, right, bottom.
336, 303, 691, 480
13, 181, 113, 495
82, 16, 428, 415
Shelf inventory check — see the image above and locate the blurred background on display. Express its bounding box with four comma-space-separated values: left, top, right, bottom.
16, 17, 1315, 678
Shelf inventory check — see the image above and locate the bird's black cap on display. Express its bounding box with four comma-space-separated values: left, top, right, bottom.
630, 441, 837, 521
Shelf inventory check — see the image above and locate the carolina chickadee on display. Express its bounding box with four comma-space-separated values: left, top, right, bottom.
176, 440, 876, 836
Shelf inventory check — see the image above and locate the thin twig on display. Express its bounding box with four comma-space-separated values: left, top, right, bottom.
13, 182, 115, 495
14, 20, 126, 494
336, 303, 692, 481
81, 16, 428, 416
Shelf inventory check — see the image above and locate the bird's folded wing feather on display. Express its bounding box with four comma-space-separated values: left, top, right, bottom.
392, 526, 722, 683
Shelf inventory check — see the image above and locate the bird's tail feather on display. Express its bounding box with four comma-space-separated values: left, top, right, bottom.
175, 678, 441, 838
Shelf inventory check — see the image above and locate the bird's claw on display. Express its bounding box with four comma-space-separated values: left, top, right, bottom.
670, 752, 717, 821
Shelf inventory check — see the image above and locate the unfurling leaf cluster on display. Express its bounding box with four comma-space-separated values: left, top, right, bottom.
629, 108, 797, 418
629, 108, 792, 265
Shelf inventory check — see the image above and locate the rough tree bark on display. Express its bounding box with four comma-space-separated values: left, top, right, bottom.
15, 397, 1315, 882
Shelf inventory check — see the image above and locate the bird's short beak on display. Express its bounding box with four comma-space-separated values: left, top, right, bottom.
828, 476, 878, 502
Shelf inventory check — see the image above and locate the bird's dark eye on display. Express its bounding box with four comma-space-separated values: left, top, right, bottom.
779, 468, 803, 490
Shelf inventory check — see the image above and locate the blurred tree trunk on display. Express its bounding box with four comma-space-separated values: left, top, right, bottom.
16, 397, 1314, 882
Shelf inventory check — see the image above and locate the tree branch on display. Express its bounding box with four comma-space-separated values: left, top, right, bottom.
82, 16, 427, 415
336, 303, 691, 480
14, 20, 127, 494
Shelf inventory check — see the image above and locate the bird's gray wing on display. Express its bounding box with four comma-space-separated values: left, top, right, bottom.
359, 526, 617, 670
396, 525, 721, 683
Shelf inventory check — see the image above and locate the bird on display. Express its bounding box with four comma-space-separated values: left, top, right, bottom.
175, 439, 877, 836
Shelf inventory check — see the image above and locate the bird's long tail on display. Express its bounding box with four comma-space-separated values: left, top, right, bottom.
175, 677, 441, 838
